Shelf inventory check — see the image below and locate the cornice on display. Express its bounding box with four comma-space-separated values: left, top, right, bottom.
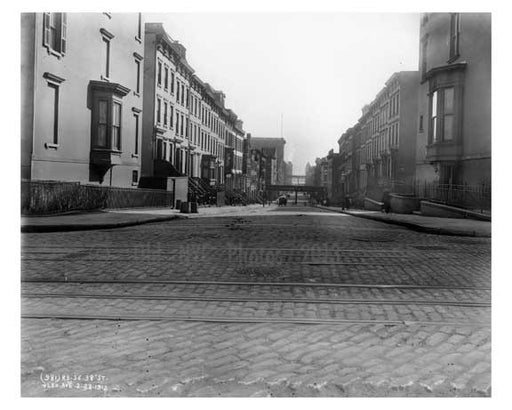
43, 72, 66, 84
89, 80, 130, 97
425, 62, 467, 80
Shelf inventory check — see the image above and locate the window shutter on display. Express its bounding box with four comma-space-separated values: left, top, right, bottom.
60, 13, 67, 54
43, 13, 51, 48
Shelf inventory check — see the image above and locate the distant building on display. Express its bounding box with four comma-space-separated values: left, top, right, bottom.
243, 133, 268, 201
305, 162, 315, 186
337, 125, 358, 199
284, 161, 293, 184
415, 13, 491, 186
315, 157, 329, 191
21, 12, 145, 187
249, 138, 286, 185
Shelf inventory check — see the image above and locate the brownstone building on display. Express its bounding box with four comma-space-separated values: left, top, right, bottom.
415, 13, 491, 187
336, 71, 419, 200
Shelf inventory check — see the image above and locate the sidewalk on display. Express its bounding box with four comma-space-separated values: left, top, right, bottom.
316, 205, 491, 238
20, 204, 271, 233
21, 204, 492, 237
21, 209, 183, 233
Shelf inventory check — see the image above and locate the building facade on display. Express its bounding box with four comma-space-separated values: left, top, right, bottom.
21, 12, 145, 187
415, 13, 491, 186
305, 162, 315, 186
358, 71, 420, 196
141, 23, 245, 191
249, 138, 287, 185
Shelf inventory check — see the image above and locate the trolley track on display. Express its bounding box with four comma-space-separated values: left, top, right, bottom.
21, 278, 492, 291
21, 278, 491, 326
20, 312, 490, 327
21, 292, 490, 307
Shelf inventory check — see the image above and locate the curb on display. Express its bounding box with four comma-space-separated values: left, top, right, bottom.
21, 215, 182, 233
316, 206, 490, 238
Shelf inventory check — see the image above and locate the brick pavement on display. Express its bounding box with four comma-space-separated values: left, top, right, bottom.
21, 319, 490, 397
20, 208, 491, 397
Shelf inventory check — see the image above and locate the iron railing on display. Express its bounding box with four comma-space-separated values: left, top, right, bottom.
362, 179, 491, 213
21, 180, 175, 215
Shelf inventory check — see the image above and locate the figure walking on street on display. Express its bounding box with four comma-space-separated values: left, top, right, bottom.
382, 190, 391, 213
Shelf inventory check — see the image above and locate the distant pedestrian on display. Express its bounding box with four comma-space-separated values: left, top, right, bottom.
382, 190, 391, 213
342, 194, 351, 211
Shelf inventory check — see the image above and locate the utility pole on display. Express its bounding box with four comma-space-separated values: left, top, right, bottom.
280, 113, 283, 139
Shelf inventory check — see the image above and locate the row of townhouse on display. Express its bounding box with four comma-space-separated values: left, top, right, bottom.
21, 13, 255, 211
312, 12, 491, 209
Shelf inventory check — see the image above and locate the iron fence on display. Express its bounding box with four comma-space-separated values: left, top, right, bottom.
21, 181, 174, 215
414, 182, 491, 213
361, 180, 491, 212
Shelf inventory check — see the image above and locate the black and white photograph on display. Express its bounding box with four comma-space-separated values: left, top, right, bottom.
10, 0, 509, 405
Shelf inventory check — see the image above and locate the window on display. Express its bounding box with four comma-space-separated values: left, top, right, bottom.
419, 115, 424, 132
133, 113, 139, 155
112, 102, 121, 150
176, 80, 180, 101
175, 112, 180, 135
449, 13, 461, 61
164, 102, 168, 126
135, 59, 141, 94
93, 99, 123, 150
180, 113, 184, 136
157, 61, 162, 86
171, 72, 175, 94
430, 87, 455, 143
156, 138, 163, 159
443, 88, 454, 140
48, 83, 59, 145
156, 97, 161, 124
102, 38, 110, 78
99, 29, 114, 80
164, 67, 169, 90
90, 81, 129, 154
97, 100, 109, 147
181, 84, 185, 105
170, 105, 174, 128
132, 170, 139, 184
43, 73, 65, 147
431, 90, 438, 142
136, 13, 142, 41
43, 13, 67, 55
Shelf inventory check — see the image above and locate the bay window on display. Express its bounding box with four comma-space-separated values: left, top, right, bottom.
430, 87, 455, 143
89, 80, 129, 155
93, 98, 122, 150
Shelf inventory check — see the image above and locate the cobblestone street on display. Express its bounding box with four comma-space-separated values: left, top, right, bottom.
20, 206, 491, 397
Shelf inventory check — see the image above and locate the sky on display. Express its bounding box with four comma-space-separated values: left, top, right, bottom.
146, 12, 420, 174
